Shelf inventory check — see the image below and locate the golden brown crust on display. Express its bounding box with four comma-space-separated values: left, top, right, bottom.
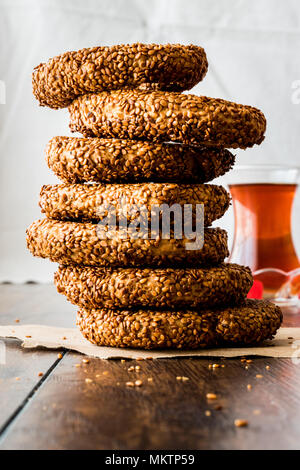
68, 90, 266, 149
55, 263, 253, 309
26, 219, 229, 267
76, 299, 283, 349
39, 182, 230, 227
46, 136, 235, 184
32, 43, 208, 108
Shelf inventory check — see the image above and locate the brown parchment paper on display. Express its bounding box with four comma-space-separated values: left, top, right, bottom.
0, 325, 300, 359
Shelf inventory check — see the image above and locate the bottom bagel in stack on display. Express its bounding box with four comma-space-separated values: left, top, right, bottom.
77, 300, 282, 350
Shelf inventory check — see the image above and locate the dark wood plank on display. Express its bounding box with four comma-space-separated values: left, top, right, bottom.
0, 284, 75, 433
281, 307, 300, 327
0, 283, 76, 327
1, 354, 300, 450
0, 339, 64, 433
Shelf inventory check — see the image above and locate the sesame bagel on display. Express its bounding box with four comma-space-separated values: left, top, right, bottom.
46, 137, 235, 184
32, 43, 208, 108
55, 264, 253, 310
76, 299, 283, 349
26, 219, 229, 267
39, 182, 230, 227
68, 90, 266, 149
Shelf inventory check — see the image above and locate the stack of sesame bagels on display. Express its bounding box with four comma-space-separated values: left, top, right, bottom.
27, 43, 282, 350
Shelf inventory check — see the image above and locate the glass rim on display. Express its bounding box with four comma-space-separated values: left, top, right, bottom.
225, 164, 299, 185
232, 164, 300, 172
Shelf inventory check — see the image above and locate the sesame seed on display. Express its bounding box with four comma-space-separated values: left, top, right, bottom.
126, 381, 135, 387
234, 419, 248, 428
206, 393, 217, 400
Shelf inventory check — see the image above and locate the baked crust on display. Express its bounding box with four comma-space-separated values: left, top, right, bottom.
46, 136, 235, 184
26, 219, 229, 267
68, 89, 266, 149
55, 263, 253, 309
32, 43, 208, 108
39, 182, 230, 226
76, 299, 283, 349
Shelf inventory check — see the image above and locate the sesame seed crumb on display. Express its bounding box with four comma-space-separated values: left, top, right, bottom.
206, 393, 217, 400
234, 419, 248, 428
126, 381, 135, 387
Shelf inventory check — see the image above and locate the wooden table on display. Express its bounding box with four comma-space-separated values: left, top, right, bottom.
0, 284, 300, 450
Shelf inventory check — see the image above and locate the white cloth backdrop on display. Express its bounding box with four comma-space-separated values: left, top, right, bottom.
0, 0, 299, 282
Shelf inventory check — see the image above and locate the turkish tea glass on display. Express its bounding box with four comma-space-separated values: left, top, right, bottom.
226, 165, 300, 310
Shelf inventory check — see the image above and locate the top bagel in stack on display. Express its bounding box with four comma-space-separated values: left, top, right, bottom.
32, 43, 208, 108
